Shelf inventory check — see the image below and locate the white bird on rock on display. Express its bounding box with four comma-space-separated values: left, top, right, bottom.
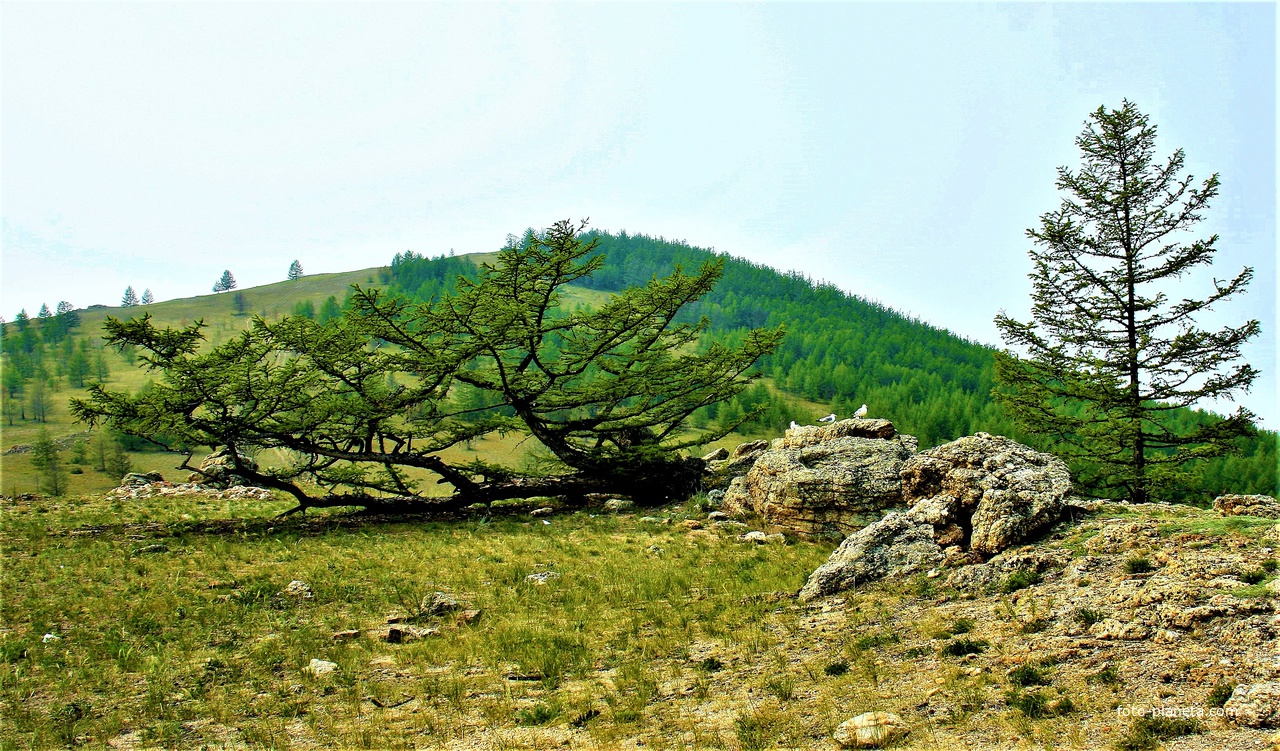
789, 421, 801, 430
819, 413, 837, 423
853, 404, 868, 418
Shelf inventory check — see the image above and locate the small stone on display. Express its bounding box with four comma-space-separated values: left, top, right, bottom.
926, 568, 940, 579
306, 658, 338, 677
381, 625, 439, 643
525, 571, 561, 585
283, 580, 314, 600
603, 499, 635, 513
682, 519, 704, 530
739, 531, 768, 544
707, 511, 729, 521
332, 630, 360, 641
42, 633, 60, 643
833, 711, 909, 748
639, 516, 663, 523
764, 533, 786, 544
456, 609, 483, 626
531, 507, 554, 517
421, 591, 462, 616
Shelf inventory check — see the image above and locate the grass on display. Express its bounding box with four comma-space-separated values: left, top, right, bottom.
0, 490, 832, 748
1113, 716, 1202, 751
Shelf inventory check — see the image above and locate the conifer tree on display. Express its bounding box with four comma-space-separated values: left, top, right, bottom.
141, 289, 154, 305
30, 427, 67, 496
288, 260, 304, 281
994, 101, 1259, 503
121, 286, 140, 307
213, 270, 237, 293
73, 219, 783, 513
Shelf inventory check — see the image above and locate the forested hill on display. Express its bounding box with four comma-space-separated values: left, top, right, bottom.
577, 231, 1014, 450
388, 231, 1275, 501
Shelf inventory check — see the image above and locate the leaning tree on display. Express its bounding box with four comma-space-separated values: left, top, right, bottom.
994, 101, 1259, 503
73, 219, 783, 514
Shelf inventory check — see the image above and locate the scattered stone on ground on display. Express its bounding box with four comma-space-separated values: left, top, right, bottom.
525, 571, 561, 585
720, 418, 918, 538
331, 629, 360, 641
1226, 682, 1280, 727
120, 472, 164, 488
530, 507, 554, 517
421, 591, 463, 616
603, 498, 635, 513
283, 580, 314, 599
305, 659, 338, 677
109, 481, 274, 502
380, 625, 439, 643
1215, 494, 1280, 519
833, 711, 909, 748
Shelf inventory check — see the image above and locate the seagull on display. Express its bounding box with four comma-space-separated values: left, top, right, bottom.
789, 421, 801, 430
853, 404, 868, 418
819, 414, 837, 423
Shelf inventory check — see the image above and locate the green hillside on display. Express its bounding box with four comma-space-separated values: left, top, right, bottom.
3, 236, 1275, 502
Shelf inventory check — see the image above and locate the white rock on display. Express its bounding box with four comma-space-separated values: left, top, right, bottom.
306, 658, 338, 677
833, 711, 909, 748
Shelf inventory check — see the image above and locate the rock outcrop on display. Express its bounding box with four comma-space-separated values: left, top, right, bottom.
799, 433, 1072, 600
900, 432, 1071, 556
1214, 494, 1280, 519
704, 439, 770, 489
1225, 682, 1280, 727
798, 513, 943, 601
720, 419, 918, 538
188, 447, 259, 488
120, 471, 164, 488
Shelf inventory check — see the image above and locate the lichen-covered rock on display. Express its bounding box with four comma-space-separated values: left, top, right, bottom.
833, 711, 909, 748
798, 513, 942, 602
720, 419, 918, 538
1226, 682, 1280, 727
1214, 494, 1280, 519
900, 433, 1070, 556
120, 471, 164, 488
188, 447, 260, 489
704, 439, 771, 489
1086, 521, 1161, 553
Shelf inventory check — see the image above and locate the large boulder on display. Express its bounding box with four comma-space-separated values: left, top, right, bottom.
188, 447, 259, 489
1214, 494, 1280, 519
798, 433, 1072, 600
900, 432, 1070, 557
704, 439, 771, 489
798, 512, 942, 601
720, 419, 918, 538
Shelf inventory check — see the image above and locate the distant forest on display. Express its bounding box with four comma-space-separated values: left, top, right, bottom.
390, 231, 1275, 503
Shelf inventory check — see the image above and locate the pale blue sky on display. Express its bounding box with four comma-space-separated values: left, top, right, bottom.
2, 2, 1275, 423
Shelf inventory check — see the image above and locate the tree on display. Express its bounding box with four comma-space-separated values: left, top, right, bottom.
232, 291, 250, 315
994, 101, 1259, 504
66, 347, 92, 388
288, 260, 304, 281
213, 270, 237, 293
72, 219, 783, 514
122, 286, 140, 307
13, 309, 29, 331
292, 299, 316, 319
141, 289, 154, 305
30, 428, 67, 496
317, 295, 342, 324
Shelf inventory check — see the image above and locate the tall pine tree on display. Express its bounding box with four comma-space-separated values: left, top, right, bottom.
994, 101, 1259, 503
288, 260, 304, 280
121, 286, 140, 307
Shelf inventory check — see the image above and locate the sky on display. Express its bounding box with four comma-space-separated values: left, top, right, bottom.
2, 2, 1275, 424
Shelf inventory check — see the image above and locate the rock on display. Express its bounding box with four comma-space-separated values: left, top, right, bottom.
283, 580, 314, 600
1215, 494, 1280, 519
603, 499, 635, 513
682, 519, 704, 530
120, 472, 163, 488
525, 571, 561, 585
530, 507, 554, 517
833, 711, 909, 748
456, 609, 483, 626
764, 533, 786, 544
1089, 619, 1151, 641
188, 447, 260, 489
421, 592, 462, 616
707, 511, 729, 521
739, 531, 768, 544
381, 625, 438, 643
701, 447, 729, 462
705, 489, 726, 507
704, 439, 772, 489
798, 513, 943, 601
1226, 682, 1280, 727
900, 433, 1070, 556
721, 419, 919, 538
306, 658, 338, 677
1086, 521, 1160, 553
331, 629, 360, 641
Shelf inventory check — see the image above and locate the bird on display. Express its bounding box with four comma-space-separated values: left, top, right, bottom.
819, 414, 837, 423
853, 404, 868, 418
789, 421, 801, 430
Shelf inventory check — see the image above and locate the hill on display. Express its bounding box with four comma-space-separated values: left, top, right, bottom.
3, 233, 1275, 502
